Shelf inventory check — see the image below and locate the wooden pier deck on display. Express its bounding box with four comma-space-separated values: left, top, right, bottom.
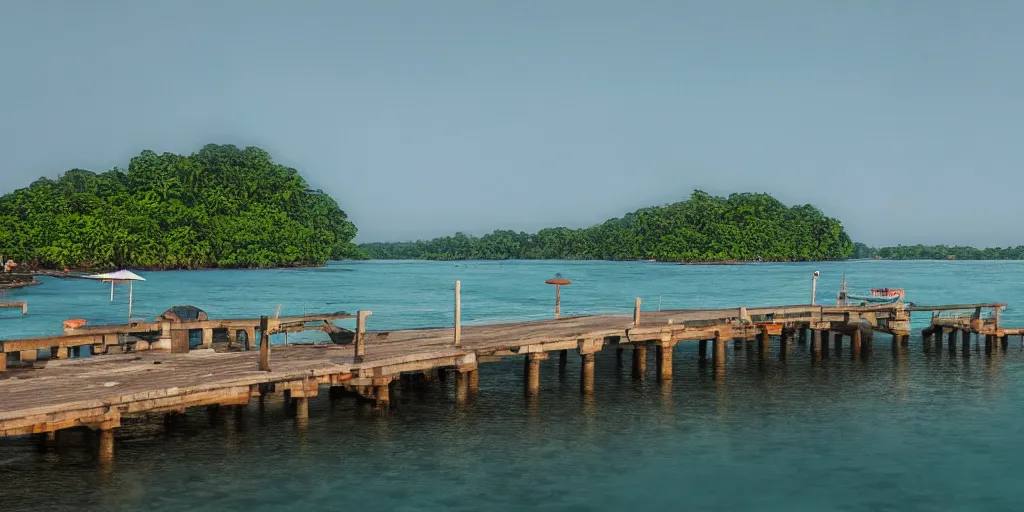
0, 299, 1017, 462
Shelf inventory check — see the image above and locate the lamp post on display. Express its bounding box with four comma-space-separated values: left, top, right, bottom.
811, 271, 820, 305
545, 275, 572, 319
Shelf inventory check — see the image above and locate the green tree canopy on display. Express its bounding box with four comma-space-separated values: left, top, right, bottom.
361, 191, 854, 261
0, 144, 361, 269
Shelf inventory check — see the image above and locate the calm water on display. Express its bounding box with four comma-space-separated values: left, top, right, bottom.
2, 260, 1024, 511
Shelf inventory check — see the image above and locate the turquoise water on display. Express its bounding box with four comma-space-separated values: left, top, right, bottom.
2, 260, 1024, 511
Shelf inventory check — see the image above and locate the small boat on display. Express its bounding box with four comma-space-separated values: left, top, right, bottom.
837, 276, 905, 306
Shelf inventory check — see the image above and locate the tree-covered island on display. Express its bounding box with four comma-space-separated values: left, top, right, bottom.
0, 144, 361, 270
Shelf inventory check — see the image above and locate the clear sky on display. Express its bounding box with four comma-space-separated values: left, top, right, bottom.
1, 1, 1021, 246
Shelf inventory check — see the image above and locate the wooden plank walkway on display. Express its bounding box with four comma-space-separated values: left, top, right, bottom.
0, 300, 1018, 462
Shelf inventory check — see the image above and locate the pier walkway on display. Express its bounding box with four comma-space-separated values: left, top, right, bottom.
0, 298, 1016, 462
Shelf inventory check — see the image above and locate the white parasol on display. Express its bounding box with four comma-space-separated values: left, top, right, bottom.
84, 270, 146, 321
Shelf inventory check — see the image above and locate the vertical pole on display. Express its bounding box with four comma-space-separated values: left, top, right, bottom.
468, 368, 480, 393
699, 339, 708, 364
811, 274, 818, 305
456, 371, 469, 404
294, 397, 309, 419
525, 354, 541, 395
580, 353, 595, 394
454, 281, 462, 347
851, 329, 862, 359
812, 330, 822, 362
758, 328, 770, 358
355, 310, 370, 363
713, 332, 726, 378
633, 297, 641, 326
657, 342, 673, 381
128, 281, 134, 322
554, 285, 561, 319
110, 280, 114, 302
947, 329, 956, 355
833, 332, 843, 357
98, 429, 115, 464
558, 349, 568, 375
961, 329, 971, 357
258, 315, 271, 371
632, 344, 647, 379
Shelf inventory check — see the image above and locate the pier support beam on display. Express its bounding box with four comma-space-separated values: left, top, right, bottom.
698, 339, 708, 364
632, 344, 647, 379
947, 329, 956, 354
97, 429, 114, 463
525, 353, 547, 395
798, 328, 808, 345
375, 384, 390, 409
961, 329, 971, 356
1000, 335, 1009, 352
468, 368, 479, 394
201, 328, 213, 349
758, 328, 770, 358
851, 329, 862, 360
559, 349, 568, 375
294, 397, 309, 419
580, 353, 595, 395
656, 342, 673, 381
811, 330, 823, 362
455, 370, 469, 403
713, 333, 726, 376
833, 333, 843, 358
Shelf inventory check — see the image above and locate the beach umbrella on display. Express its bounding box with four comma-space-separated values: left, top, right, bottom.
84, 270, 146, 321
545, 274, 572, 319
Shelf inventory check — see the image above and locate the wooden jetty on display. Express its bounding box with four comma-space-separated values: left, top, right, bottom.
0, 301, 27, 315
0, 293, 1016, 464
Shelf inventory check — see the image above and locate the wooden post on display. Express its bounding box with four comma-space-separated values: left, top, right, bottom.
698, 339, 708, 364
375, 384, 390, 408
294, 397, 309, 419
961, 329, 971, 356
1000, 335, 1009, 352
558, 349, 568, 375
525, 353, 545, 395
758, 328, 770, 358
811, 330, 822, 362
455, 371, 469, 403
656, 342, 673, 381
554, 284, 561, 319
468, 369, 480, 393
21, 302, 27, 315
632, 344, 647, 379
580, 353, 595, 395
713, 332, 727, 377
833, 332, 843, 357
821, 331, 831, 359
355, 310, 371, 363
258, 315, 271, 372
201, 328, 213, 349
984, 334, 995, 353
947, 329, 956, 354
98, 429, 114, 463
851, 329, 862, 359
454, 280, 462, 347
633, 298, 641, 326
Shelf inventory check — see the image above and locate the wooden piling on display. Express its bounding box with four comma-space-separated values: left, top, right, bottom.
633, 298, 641, 326
821, 331, 831, 359
355, 310, 370, 363
713, 333, 726, 372
468, 369, 479, 393
525, 353, 546, 395
580, 353, 595, 395
833, 332, 843, 357
97, 429, 114, 463
698, 339, 708, 363
375, 383, 390, 408
454, 281, 462, 347
758, 328, 770, 357
559, 349, 568, 375
294, 397, 309, 419
961, 329, 971, 356
632, 344, 647, 379
455, 370, 468, 403
811, 330, 822, 362
947, 329, 956, 354
258, 315, 271, 372
851, 329, 862, 360
656, 342, 673, 381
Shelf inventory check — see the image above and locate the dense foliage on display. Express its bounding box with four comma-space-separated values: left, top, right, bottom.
0, 144, 361, 269
362, 191, 854, 261
855, 244, 1024, 260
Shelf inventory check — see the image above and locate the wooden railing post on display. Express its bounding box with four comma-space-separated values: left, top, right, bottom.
258, 315, 271, 371
454, 280, 462, 347
633, 297, 641, 326
355, 310, 371, 363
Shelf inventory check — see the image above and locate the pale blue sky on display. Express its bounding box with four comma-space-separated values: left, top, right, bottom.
1, 1, 1021, 245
